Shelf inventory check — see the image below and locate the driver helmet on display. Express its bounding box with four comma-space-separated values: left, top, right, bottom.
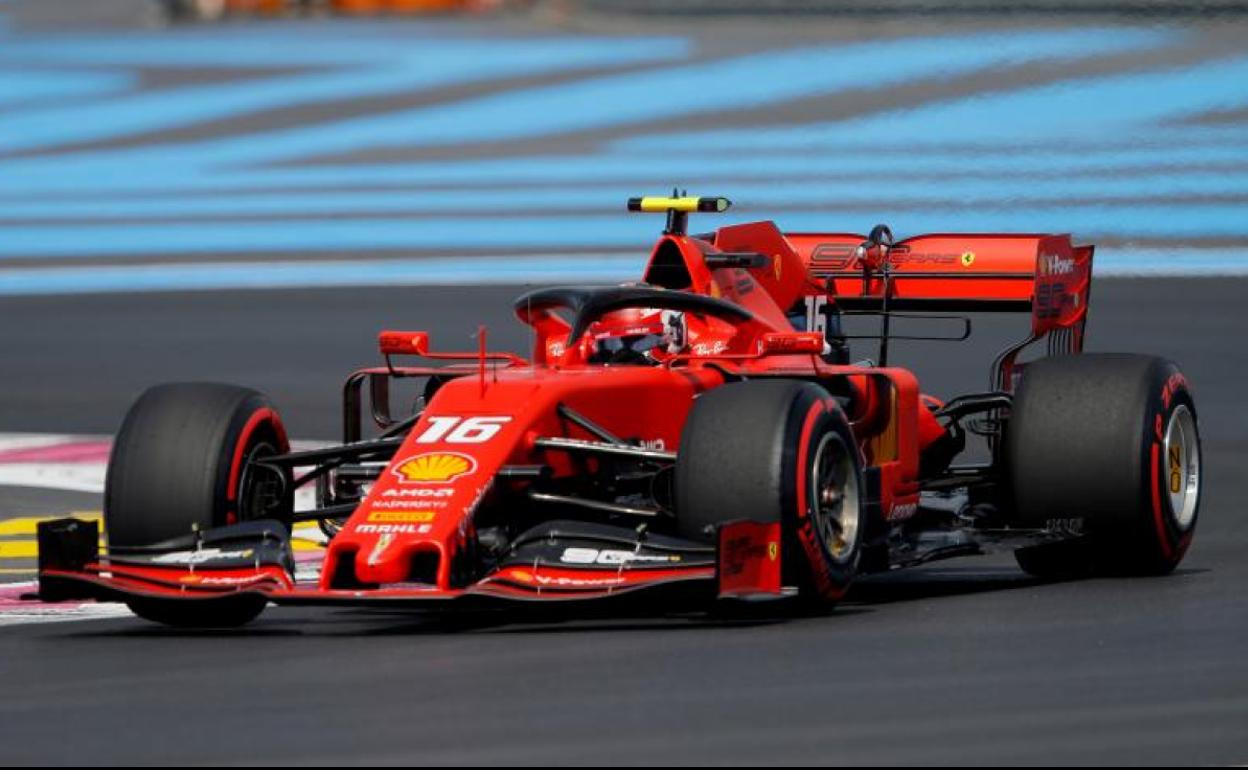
588, 308, 686, 363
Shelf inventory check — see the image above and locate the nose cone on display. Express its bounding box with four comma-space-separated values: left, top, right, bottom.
323, 413, 518, 589
325, 458, 474, 588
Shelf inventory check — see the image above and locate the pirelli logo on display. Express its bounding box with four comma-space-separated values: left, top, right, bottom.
366, 510, 437, 524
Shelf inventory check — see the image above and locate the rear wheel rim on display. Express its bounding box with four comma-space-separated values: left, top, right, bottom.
810, 433, 860, 563
1163, 404, 1200, 530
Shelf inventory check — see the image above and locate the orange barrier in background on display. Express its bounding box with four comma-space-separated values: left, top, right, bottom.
338, 0, 480, 11
220, 0, 286, 13
214, 0, 493, 14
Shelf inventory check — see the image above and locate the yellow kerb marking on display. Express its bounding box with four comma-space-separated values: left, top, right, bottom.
0, 512, 327, 559
0, 512, 102, 536
1, 513, 104, 560
0, 541, 43, 559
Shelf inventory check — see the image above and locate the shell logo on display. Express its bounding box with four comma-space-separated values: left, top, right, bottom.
391, 452, 476, 484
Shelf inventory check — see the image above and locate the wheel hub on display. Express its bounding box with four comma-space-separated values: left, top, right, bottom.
237, 440, 284, 523
811, 433, 860, 562
1163, 404, 1200, 530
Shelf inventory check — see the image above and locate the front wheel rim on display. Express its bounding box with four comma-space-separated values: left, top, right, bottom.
810, 432, 860, 563
1163, 404, 1200, 530
236, 440, 281, 523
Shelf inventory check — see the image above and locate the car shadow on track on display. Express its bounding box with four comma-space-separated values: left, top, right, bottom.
844, 564, 1041, 605
51, 565, 1206, 637
843, 563, 1208, 606
358, 605, 880, 636
57, 602, 872, 638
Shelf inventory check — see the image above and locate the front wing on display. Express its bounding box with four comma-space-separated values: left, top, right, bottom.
34, 518, 784, 611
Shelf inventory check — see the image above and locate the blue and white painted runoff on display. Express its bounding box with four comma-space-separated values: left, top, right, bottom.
5, 207, 1248, 260
3, 172, 1248, 220
0, 13, 1245, 294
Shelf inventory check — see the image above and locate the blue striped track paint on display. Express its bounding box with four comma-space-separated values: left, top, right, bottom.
4, 206, 1248, 259
0, 38, 691, 154
1093, 249, 1248, 276
0, 27, 1173, 181
619, 55, 1248, 151
3, 142, 1246, 196
0, 255, 643, 296
0, 18, 1242, 284
0, 70, 133, 109
2, 171, 1246, 220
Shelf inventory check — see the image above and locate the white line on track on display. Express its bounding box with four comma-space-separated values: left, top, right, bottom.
0, 433, 86, 452
0, 582, 134, 627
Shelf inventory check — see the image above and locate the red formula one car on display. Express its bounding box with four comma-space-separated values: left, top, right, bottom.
37, 197, 1202, 627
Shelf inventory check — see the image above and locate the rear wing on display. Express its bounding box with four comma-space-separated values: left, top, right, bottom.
784, 232, 1093, 342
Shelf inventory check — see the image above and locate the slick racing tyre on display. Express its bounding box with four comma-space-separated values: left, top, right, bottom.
105, 382, 291, 549
1008, 354, 1200, 577
675, 380, 865, 604
124, 594, 270, 629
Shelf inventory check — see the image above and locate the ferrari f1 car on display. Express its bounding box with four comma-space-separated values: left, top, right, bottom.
37, 196, 1202, 627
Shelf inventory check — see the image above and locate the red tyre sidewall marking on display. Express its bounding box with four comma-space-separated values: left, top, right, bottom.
1149, 439, 1173, 561
794, 397, 847, 600
1151, 379, 1196, 562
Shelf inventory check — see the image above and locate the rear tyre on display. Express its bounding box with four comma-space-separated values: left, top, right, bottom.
675, 380, 865, 604
1012, 539, 1094, 580
1008, 354, 1200, 577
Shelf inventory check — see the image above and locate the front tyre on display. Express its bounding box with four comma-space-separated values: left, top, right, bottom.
1008, 354, 1200, 577
105, 382, 291, 549
126, 594, 268, 629
105, 383, 290, 627
675, 380, 865, 604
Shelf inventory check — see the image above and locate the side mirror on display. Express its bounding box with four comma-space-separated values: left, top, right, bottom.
378, 331, 429, 357
758, 332, 826, 355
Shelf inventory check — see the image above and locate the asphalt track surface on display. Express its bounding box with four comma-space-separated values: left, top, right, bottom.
0, 278, 1245, 766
